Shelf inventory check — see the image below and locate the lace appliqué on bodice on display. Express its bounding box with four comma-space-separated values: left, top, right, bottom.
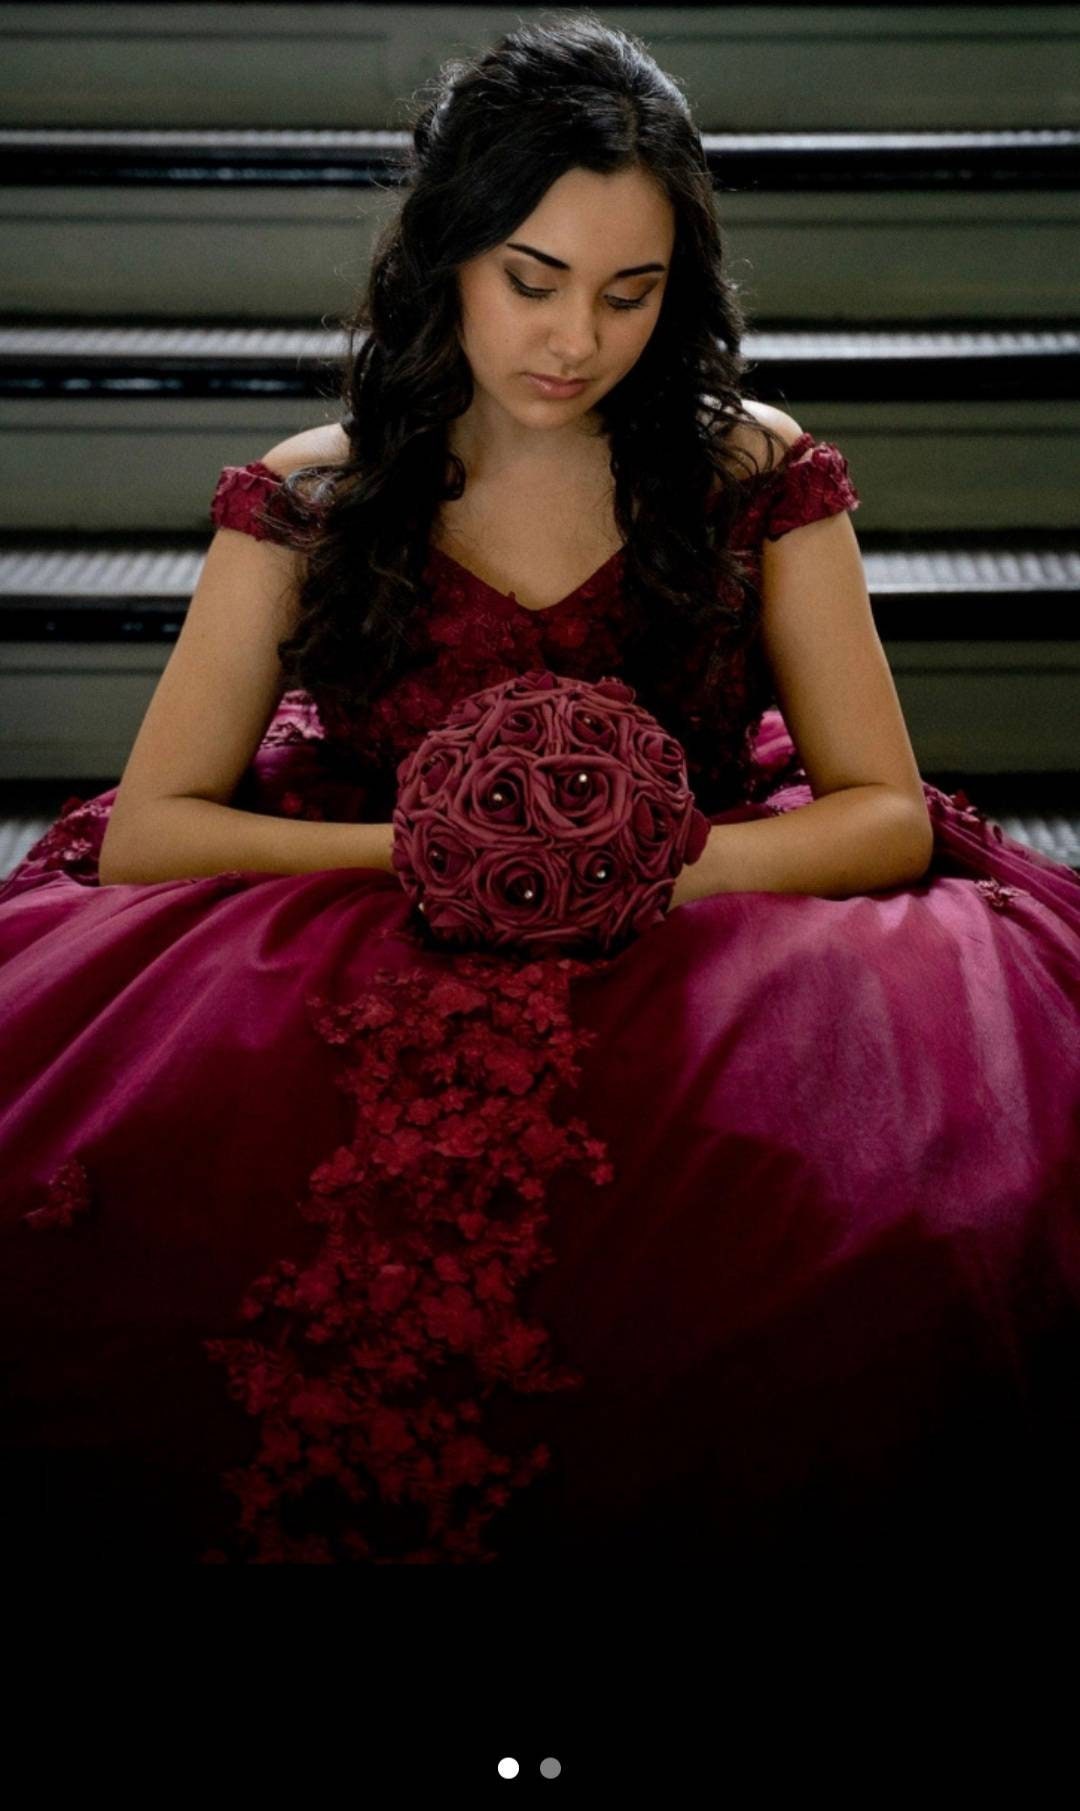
204, 436, 861, 819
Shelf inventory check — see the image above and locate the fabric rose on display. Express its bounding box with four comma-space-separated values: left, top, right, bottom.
391, 670, 710, 957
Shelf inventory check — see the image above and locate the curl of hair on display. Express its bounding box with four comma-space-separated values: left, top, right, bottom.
255, 10, 791, 806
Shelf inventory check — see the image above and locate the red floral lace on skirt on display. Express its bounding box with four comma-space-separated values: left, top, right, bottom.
193, 939, 614, 1563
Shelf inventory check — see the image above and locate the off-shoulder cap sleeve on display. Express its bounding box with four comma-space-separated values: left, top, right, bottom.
758, 432, 861, 540
209, 459, 305, 543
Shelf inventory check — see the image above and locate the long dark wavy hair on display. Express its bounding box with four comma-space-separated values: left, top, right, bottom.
256, 10, 790, 800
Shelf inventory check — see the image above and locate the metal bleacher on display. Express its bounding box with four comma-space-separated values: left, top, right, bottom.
0, 3, 1077, 876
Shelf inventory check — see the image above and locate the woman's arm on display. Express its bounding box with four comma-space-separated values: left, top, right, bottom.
669, 785, 932, 907
99, 798, 395, 885
100, 440, 381, 888
671, 426, 933, 905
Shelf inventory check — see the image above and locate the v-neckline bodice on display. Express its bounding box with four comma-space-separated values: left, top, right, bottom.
423, 434, 811, 618
424, 540, 625, 617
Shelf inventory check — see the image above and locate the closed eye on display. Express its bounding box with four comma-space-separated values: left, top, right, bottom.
505, 271, 649, 312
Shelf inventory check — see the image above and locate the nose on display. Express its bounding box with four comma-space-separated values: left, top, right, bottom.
544, 297, 601, 368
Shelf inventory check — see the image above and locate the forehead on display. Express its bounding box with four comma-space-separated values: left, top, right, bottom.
508, 166, 675, 259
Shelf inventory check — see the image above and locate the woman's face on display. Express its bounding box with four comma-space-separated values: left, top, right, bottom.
454, 165, 675, 449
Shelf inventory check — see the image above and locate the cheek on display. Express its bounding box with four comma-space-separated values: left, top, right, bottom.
459, 273, 511, 350
611, 314, 653, 365
628, 307, 662, 355
480, 285, 525, 350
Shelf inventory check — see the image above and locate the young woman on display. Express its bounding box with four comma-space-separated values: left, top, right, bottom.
2, 15, 1077, 1566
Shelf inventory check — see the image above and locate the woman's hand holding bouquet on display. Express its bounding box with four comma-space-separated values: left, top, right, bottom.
390, 670, 710, 957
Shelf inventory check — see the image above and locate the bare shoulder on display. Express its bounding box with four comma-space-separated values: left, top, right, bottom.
260, 419, 351, 478
738, 398, 806, 452
703, 397, 806, 499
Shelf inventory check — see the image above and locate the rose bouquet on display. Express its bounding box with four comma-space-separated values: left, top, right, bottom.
390, 670, 711, 957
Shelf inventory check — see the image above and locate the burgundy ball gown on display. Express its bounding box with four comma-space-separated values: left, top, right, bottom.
2, 433, 1078, 1565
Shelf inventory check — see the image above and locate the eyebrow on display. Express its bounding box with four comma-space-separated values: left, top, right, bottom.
505, 241, 667, 279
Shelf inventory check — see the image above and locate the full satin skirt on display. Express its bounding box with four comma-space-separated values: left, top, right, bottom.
2, 707, 1078, 1564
